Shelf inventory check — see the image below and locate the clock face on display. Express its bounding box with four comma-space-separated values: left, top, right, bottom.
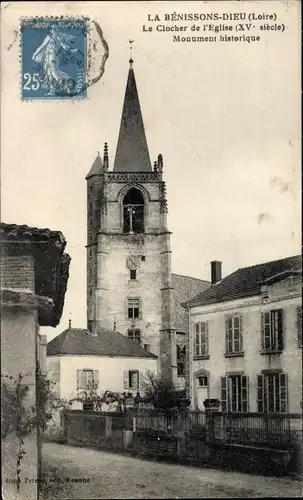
126, 255, 141, 271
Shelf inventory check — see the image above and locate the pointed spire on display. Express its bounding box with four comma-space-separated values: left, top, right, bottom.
86, 151, 103, 179
114, 59, 152, 172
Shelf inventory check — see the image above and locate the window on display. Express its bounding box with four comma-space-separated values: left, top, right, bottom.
128, 328, 141, 344
194, 322, 209, 356
261, 309, 283, 351
127, 298, 140, 319
257, 372, 288, 413
124, 370, 139, 390
297, 306, 302, 347
82, 401, 94, 411
221, 375, 249, 412
141, 256, 146, 261
123, 188, 144, 234
77, 369, 99, 390
198, 375, 208, 387
130, 269, 137, 280
144, 343, 150, 351
225, 314, 243, 354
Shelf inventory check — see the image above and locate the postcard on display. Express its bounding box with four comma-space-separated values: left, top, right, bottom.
1, 1, 301, 499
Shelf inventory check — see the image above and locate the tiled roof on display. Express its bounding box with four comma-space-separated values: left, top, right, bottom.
47, 327, 158, 358
172, 273, 210, 333
0, 222, 66, 245
0, 221, 70, 327
186, 255, 302, 308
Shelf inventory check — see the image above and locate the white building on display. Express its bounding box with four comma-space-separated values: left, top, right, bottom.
47, 324, 158, 410
185, 256, 302, 413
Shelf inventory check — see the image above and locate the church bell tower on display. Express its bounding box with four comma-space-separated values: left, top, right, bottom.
85, 57, 176, 382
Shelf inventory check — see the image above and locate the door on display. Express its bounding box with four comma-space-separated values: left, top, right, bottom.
196, 375, 208, 410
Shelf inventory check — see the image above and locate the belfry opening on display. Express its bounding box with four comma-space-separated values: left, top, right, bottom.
123, 188, 144, 234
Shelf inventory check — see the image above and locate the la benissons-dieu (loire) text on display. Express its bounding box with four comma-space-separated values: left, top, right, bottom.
147, 12, 278, 22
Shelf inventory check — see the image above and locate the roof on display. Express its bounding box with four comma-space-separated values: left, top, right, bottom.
0, 222, 66, 245
86, 152, 103, 179
171, 273, 210, 333
186, 255, 302, 308
0, 222, 70, 327
47, 327, 158, 358
114, 61, 152, 172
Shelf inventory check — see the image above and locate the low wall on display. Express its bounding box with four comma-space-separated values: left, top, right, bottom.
63, 411, 125, 452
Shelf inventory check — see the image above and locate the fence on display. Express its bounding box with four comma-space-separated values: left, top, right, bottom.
211, 411, 302, 449
60, 409, 302, 475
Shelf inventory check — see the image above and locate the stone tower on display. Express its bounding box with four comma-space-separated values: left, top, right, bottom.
86, 59, 176, 382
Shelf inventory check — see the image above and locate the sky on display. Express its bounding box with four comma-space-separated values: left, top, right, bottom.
1, 1, 301, 342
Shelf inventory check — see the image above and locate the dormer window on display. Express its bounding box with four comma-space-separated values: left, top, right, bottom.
123, 188, 144, 234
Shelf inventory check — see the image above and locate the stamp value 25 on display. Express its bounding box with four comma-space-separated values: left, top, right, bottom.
21, 18, 88, 100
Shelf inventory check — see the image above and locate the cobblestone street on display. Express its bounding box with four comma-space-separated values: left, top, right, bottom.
41, 443, 302, 499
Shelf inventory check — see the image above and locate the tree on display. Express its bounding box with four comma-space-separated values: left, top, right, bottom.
140, 371, 179, 410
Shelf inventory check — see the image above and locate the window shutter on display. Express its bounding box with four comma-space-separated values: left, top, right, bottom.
257, 374, 264, 412
94, 370, 99, 389
77, 369, 83, 390
139, 298, 142, 319
205, 321, 209, 355
239, 315, 243, 351
261, 312, 270, 349
279, 373, 288, 413
221, 376, 227, 412
123, 370, 129, 389
138, 371, 143, 390
241, 375, 249, 412
77, 370, 80, 390
225, 317, 229, 354
125, 298, 129, 319
277, 309, 284, 350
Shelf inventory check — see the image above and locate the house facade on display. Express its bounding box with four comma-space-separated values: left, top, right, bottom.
85, 57, 209, 385
185, 256, 302, 414
47, 324, 158, 411
1, 222, 70, 500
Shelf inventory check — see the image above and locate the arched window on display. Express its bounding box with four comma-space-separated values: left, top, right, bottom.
123, 188, 144, 234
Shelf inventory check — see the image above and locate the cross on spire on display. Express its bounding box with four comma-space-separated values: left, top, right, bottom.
129, 39, 134, 64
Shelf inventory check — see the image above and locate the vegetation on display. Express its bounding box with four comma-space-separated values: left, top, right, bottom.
141, 370, 190, 410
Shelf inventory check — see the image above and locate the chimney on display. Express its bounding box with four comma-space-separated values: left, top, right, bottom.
211, 261, 222, 285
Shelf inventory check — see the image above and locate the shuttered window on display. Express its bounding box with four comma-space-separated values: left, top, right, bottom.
76, 369, 99, 390
225, 314, 243, 354
257, 373, 288, 413
123, 370, 140, 390
261, 309, 283, 351
221, 375, 249, 412
194, 322, 209, 356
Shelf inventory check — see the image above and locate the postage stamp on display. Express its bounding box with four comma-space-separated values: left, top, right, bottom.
21, 18, 88, 100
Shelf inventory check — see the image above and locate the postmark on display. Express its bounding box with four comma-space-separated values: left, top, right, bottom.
20, 17, 109, 101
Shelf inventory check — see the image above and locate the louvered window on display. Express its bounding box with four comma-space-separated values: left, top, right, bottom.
221, 375, 249, 412
257, 373, 288, 413
194, 322, 209, 356
261, 309, 283, 351
77, 369, 99, 390
225, 314, 243, 354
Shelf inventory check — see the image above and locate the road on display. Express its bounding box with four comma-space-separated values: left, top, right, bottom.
41, 442, 302, 499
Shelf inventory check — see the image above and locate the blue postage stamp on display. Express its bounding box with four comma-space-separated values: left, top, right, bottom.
21, 18, 88, 100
